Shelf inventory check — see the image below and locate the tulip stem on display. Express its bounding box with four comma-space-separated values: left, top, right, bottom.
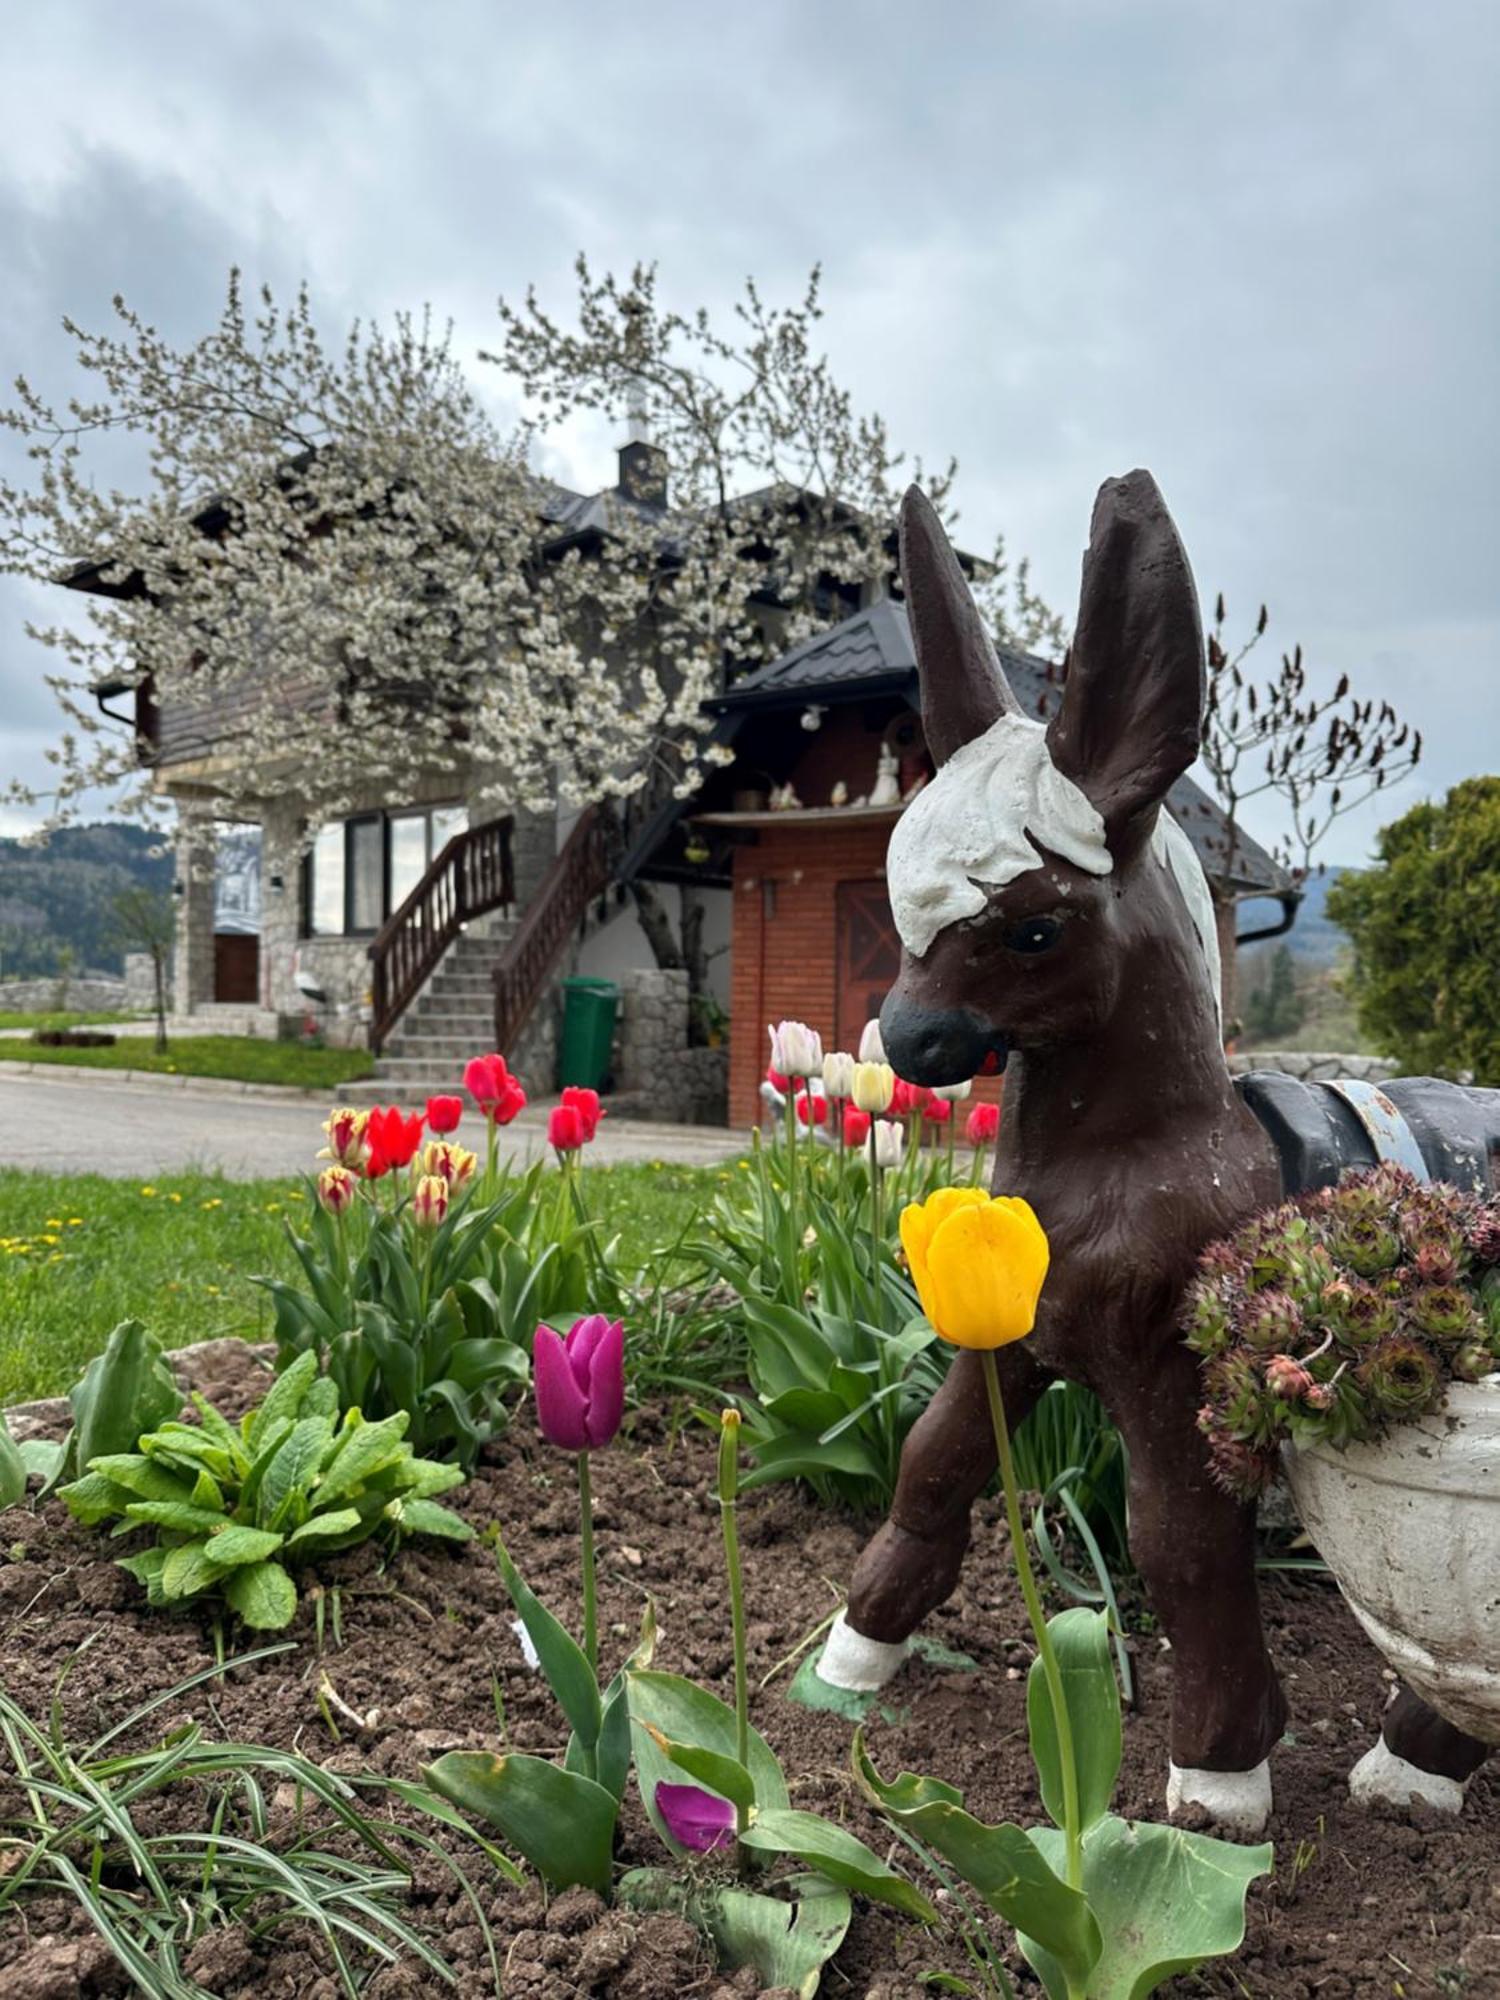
717, 1415, 750, 1840
868, 1125, 884, 1329
783, 1083, 799, 1231
982, 1348, 1083, 1899
577, 1450, 598, 1677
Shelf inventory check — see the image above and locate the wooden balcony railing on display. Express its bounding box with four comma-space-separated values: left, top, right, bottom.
492, 806, 614, 1056
368, 816, 515, 1052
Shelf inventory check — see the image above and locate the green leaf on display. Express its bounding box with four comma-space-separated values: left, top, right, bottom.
58, 1470, 135, 1526
302, 1373, 340, 1422
390, 1497, 473, 1542
204, 1525, 286, 1568
1026, 1608, 1122, 1835
853, 1734, 1100, 1988
425, 1750, 617, 1893
18, 1438, 64, 1483
256, 1415, 335, 1528
223, 1559, 298, 1629
285, 1507, 363, 1549
645, 1728, 757, 1812
618, 1868, 852, 1999
1023, 1817, 1272, 2000
398, 1456, 467, 1499
68, 1320, 180, 1477
159, 1539, 223, 1602
738, 1432, 884, 1493
0, 1415, 27, 1509
493, 1535, 600, 1753
122, 1500, 230, 1534
318, 1411, 411, 1503
627, 1670, 788, 1856
81, 1455, 195, 1506
741, 1808, 938, 1922
246, 1350, 318, 1451
115, 1545, 168, 1604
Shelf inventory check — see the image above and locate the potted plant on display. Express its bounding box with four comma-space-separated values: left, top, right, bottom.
1188, 1163, 1500, 1742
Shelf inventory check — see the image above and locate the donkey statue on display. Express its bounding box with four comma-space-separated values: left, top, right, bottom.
815, 471, 1500, 1833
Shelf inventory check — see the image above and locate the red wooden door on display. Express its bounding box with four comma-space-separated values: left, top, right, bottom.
214, 934, 259, 1004
835, 879, 901, 1055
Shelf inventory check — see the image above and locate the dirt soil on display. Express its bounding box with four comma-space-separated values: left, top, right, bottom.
1, 1340, 1497, 1999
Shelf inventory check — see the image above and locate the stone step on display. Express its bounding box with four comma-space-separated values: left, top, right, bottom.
382, 1032, 487, 1063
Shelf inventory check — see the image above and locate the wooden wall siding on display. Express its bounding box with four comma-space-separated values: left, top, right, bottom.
154, 677, 335, 767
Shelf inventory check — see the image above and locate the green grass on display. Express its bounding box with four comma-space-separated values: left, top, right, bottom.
0, 1161, 726, 1404
0, 1033, 373, 1089
0, 1007, 147, 1031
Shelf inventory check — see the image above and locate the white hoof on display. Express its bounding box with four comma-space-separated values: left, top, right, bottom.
816, 1612, 910, 1693
1166, 1759, 1273, 1836
1348, 1738, 1467, 1814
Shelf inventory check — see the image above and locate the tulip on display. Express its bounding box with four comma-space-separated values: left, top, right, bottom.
930, 1079, 973, 1103
872, 1117, 904, 1170
796, 1092, 829, 1127
316, 1164, 357, 1217
425, 1094, 463, 1134
899, 1187, 1049, 1351
891, 1078, 931, 1120
842, 1105, 872, 1148
858, 1018, 886, 1063
534, 1313, 625, 1674
822, 1051, 856, 1101
411, 1173, 450, 1230
655, 1782, 736, 1854
559, 1085, 605, 1141
965, 1102, 1001, 1146
922, 1096, 953, 1124
548, 1103, 588, 1154
364, 1105, 425, 1178
418, 1139, 477, 1189
851, 1061, 896, 1114
768, 1019, 823, 1080
464, 1052, 527, 1126
764, 1063, 791, 1097
319, 1106, 368, 1169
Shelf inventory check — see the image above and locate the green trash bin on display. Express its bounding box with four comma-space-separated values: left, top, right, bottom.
558, 976, 619, 1091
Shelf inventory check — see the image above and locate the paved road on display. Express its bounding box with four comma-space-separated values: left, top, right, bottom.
0, 1071, 748, 1179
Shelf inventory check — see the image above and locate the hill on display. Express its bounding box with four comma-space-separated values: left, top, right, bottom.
0, 823, 172, 977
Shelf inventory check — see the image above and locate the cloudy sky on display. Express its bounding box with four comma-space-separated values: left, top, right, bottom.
1, 0, 1495, 862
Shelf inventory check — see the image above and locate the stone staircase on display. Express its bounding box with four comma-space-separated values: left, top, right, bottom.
346, 926, 514, 1104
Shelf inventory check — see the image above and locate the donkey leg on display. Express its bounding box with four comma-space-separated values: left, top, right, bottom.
1113, 1362, 1288, 1835
1349, 1686, 1492, 1814
819, 1344, 1050, 1691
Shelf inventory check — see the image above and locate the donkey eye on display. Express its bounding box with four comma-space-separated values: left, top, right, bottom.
1003, 916, 1063, 955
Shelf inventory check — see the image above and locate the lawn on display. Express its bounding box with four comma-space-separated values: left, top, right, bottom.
0, 1160, 723, 1403
0, 1033, 374, 1089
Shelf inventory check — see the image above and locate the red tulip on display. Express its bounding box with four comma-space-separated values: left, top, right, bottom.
965, 1102, 1001, 1146
464, 1052, 527, 1125
533, 1315, 625, 1452
426, 1094, 463, 1134
796, 1092, 828, 1126
842, 1105, 872, 1147
923, 1096, 953, 1125
559, 1085, 604, 1141
548, 1103, 588, 1153
890, 1078, 932, 1118
364, 1105, 425, 1177
765, 1064, 790, 1094
655, 1782, 736, 1853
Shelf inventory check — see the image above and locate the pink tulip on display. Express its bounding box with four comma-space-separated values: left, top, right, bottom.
965, 1102, 1001, 1146
533, 1315, 625, 1452
655, 1782, 736, 1853
426, 1094, 464, 1134
464, 1052, 527, 1125
559, 1085, 604, 1141
548, 1103, 587, 1153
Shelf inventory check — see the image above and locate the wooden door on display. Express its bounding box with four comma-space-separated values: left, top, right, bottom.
835, 879, 902, 1054
214, 934, 259, 1004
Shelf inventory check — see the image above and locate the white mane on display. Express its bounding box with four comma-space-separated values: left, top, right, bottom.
886, 711, 1223, 1028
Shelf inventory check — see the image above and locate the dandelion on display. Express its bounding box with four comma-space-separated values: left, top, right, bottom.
66, 1218, 83, 1226
139, 1186, 157, 1198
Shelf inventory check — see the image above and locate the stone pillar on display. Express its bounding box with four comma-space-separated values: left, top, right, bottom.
173, 810, 216, 1015
258, 799, 304, 1017
616, 967, 690, 1092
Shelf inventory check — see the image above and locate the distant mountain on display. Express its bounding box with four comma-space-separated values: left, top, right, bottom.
0, 823, 172, 977
1238, 865, 1356, 968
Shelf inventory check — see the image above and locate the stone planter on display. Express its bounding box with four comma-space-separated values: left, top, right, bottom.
1284, 1375, 1500, 1744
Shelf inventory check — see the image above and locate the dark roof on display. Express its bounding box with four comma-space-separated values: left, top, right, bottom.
712, 598, 1288, 897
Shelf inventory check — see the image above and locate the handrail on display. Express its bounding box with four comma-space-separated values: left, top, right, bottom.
368, 816, 515, 1051
492, 806, 614, 1055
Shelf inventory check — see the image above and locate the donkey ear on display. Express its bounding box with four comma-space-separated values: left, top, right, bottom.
900, 485, 1021, 766
1045, 470, 1204, 849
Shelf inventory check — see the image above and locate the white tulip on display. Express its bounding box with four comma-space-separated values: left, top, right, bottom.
769, 1019, 824, 1079
858, 1018, 886, 1063
822, 1051, 857, 1099
851, 1061, 896, 1114
930, 1079, 973, 1102
871, 1118, 904, 1169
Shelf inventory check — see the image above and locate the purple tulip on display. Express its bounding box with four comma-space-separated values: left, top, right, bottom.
656, 1782, 736, 1853
533, 1315, 625, 1453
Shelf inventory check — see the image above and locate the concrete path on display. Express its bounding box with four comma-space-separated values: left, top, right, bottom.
0, 1069, 748, 1180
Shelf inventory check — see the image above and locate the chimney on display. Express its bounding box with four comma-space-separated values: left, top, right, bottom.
616, 376, 667, 509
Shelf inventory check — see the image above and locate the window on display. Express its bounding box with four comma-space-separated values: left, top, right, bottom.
301, 804, 468, 937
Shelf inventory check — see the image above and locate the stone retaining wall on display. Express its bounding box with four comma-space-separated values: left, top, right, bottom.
0, 975, 129, 1014
1228, 1050, 1398, 1083
613, 967, 728, 1125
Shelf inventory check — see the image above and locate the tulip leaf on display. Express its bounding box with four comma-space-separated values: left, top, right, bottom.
627, 1670, 788, 1855
646, 1728, 757, 1812
740, 1808, 938, 1922
0, 1417, 28, 1510
493, 1535, 601, 1752
738, 1432, 884, 1493
618, 1867, 852, 1999
1023, 1817, 1272, 2000
424, 1751, 616, 1893
223, 1558, 298, 1629
66, 1320, 181, 1483
595, 1674, 634, 1806
854, 1732, 1101, 1987
1026, 1608, 1121, 1835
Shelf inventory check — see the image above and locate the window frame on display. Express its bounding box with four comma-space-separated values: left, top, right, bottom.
300, 802, 467, 939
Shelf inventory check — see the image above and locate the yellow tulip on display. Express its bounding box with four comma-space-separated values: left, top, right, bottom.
851, 1060, 896, 1114
900, 1188, 1050, 1350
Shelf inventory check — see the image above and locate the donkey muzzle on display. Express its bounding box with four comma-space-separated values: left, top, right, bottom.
879, 994, 1009, 1087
